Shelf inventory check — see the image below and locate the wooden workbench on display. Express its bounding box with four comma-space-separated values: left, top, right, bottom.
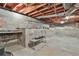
0, 29, 26, 47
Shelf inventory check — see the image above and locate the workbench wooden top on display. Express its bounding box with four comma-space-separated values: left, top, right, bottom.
0, 30, 22, 34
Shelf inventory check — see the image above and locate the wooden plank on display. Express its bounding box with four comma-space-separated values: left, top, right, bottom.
32, 6, 64, 17
13, 3, 25, 11
24, 4, 47, 14
28, 4, 62, 16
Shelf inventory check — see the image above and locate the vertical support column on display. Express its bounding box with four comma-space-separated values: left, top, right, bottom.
25, 29, 30, 48
21, 28, 26, 47
17, 28, 26, 47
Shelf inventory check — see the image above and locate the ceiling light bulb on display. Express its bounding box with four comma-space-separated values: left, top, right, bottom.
60, 21, 65, 24
65, 16, 69, 19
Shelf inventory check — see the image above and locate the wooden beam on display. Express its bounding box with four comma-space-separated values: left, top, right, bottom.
13, 3, 25, 11
33, 8, 64, 18
24, 4, 47, 14
32, 6, 64, 17
5, 3, 18, 9
3, 3, 7, 8
28, 5, 52, 16
28, 4, 62, 16
42, 8, 64, 16
31, 4, 63, 17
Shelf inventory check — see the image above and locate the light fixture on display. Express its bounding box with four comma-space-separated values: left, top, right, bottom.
60, 21, 65, 24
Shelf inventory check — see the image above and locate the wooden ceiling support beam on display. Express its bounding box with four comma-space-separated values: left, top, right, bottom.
24, 4, 47, 14
3, 3, 7, 8
28, 3, 62, 16
33, 8, 64, 18
32, 6, 64, 17
13, 3, 25, 11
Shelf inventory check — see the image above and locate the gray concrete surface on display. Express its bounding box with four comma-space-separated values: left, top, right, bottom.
6, 27, 79, 56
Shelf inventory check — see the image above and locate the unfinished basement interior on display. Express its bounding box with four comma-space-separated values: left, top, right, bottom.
0, 3, 79, 56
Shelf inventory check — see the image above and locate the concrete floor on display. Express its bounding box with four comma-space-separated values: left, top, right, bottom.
6, 27, 79, 56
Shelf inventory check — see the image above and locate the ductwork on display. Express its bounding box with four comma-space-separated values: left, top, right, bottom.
62, 3, 73, 9
74, 3, 79, 8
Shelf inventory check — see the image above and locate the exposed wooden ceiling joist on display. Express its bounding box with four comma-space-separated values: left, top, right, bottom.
24, 4, 47, 14
4, 3, 18, 9
42, 8, 64, 16
28, 3, 62, 16
28, 5, 52, 16
0, 3, 78, 25
32, 6, 64, 17
33, 9, 65, 18
3, 3, 7, 8
31, 4, 63, 17
13, 3, 26, 11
